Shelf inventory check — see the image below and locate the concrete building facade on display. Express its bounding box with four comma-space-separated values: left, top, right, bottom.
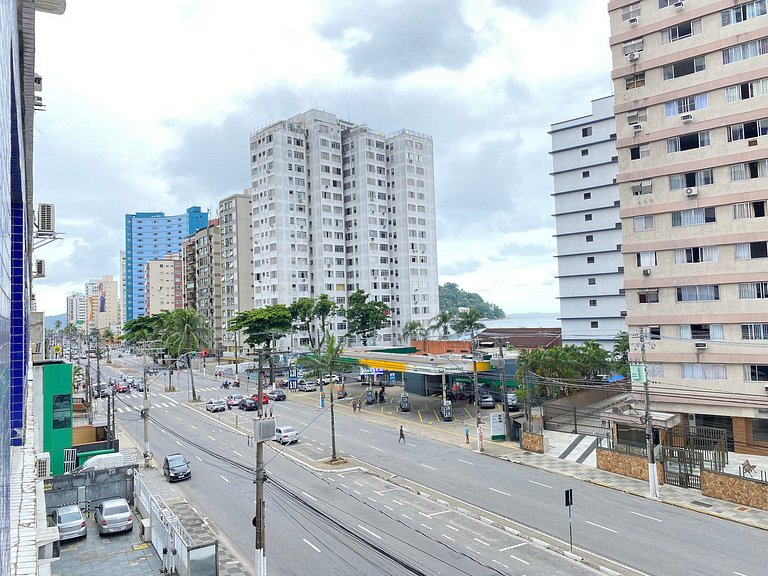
183, 220, 222, 353
145, 255, 183, 315
66, 292, 86, 328
609, 0, 768, 453
249, 110, 439, 349
551, 96, 627, 349
85, 275, 119, 333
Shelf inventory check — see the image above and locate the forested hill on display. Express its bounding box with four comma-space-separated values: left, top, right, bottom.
438, 283, 506, 319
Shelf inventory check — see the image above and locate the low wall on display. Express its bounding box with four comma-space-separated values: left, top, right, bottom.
701, 470, 768, 510
44, 464, 137, 513
596, 448, 664, 485
522, 431, 544, 453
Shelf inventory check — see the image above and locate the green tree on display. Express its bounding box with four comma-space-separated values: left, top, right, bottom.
450, 308, 486, 339
314, 294, 337, 340
438, 282, 505, 319
289, 297, 317, 347
122, 313, 168, 346
345, 290, 389, 346
62, 324, 78, 361
402, 320, 430, 350
611, 331, 629, 377
162, 309, 211, 401
297, 333, 347, 463
430, 311, 454, 339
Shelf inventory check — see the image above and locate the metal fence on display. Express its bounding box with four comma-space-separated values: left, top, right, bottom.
542, 403, 612, 438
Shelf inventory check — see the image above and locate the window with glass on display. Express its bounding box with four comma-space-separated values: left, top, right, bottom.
674, 246, 719, 264
676, 284, 720, 301
669, 170, 714, 189
663, 56, 706, 80
667, 131, 710, 153
682, 363, 727, 379
731, 160, 768, 181
680, 324, 724, 340
739, 281, 768, 298
638, 289, 659, 303
733, 200, 767, 218
626, 73, 646, 90
722, 37, 768, 64
752, 419, 768, 442
726, 77, 768, 102
623, 38, 644, 54
664, 93, 707, 116
52, 395, 71, 430
626, 109, 648, 124
629, 144, 650, 160
636, 251, 657, 266
634, 215, 655, 231
671, 207, 716, 227
727, 118, 768, 141
735, 241, 768, 260
662, 18, 703, 42
742, 323, 768, 339
622, 3, 641, 19
745, 364, 768, 381
721, 1, 767, 26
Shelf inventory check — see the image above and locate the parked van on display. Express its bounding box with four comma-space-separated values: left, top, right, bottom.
78, 453, 127, 471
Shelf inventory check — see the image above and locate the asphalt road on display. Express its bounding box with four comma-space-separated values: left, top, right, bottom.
106, 357, 767, 576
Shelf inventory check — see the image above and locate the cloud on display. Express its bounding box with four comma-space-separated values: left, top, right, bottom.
440, 258, 483, 276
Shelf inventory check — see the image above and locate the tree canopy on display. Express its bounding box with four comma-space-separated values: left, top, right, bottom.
439, 282, 505, 319
230, 304, 293, 348
344, 289, 389, 346
450, 308, 486, 338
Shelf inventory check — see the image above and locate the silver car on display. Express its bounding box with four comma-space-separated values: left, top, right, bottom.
94, 498, 133, 535
297, 380, 317, 392
52, 505, 87, 541
274, 425, 300, 444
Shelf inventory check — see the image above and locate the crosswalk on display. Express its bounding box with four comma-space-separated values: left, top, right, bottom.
115, 393, 180, 413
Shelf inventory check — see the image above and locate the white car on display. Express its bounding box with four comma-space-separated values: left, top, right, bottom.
298, 381, 317, 392
205, 399, 226, 413
274, 426, 299, 445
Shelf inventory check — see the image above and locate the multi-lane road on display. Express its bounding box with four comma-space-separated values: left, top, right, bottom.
106, 357, 766, 576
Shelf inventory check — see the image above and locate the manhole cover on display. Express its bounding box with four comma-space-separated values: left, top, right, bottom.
690, 500, 712, 508
735, 506, 750, 512
522, 451, 531, 455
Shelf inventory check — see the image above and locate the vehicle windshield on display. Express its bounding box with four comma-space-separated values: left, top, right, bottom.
58, 511, 82, 523
281, 427, 296, 433
168, 455, 186, 467
104, 503, 130, 516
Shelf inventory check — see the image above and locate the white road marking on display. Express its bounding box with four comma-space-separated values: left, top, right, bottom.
339, 483, 348, 489
164, 409, 169, 413
360, 428, 371, 433
420, 463, 437, 471
734, 572, 748, 576
509, 554, 530, 565
195, 456, 203, 462
392, 499, 404, 506
492, 559, 509, 569
445, 524, 459, 532
384, 505, 394, 511
457, 458, 475, 465
220, 475, 231, 484
442, 533, 455, 541
301, 491, 317, 502
160, 429, 167, 434
489, 487, 511, 496
420, 523, 432, 530
419, 510, 450, 519
233, 450, 243, 458
357, 525, 382, 540
175, 441, 182, 446
631, 511, 662, 522
353, 490, 362, 495
190, 425, 197, 430
585, 520, 617, 533
354, 481, 364, 486
208, 436, 216, 441
299, 411, 310, 416
401, 514, 412, 520
368, 497, 377, 503
474, 537, 489, 546
314, 446, 323, 452
369, 445, 383, 452
176, 416, 181, 421
303, 538, 321, 553
499, 543, 526, 551
528, 480, 551, 488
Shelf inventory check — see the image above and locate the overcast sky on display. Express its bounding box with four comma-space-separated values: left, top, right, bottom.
33, 0, 613, 317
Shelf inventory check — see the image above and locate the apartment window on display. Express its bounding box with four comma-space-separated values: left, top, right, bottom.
674, 246, 719, 264
585, 235, 594, 242
662, 18, 703, 43
587, 277, 596, 285
725, 77, 768, 102
582, 171, 590, 178
682, 363, 727, 380
680, 324, 724, 340
742, 323, 768, 339
625, 73, 646, 89
629, 144, 650, 159
626, 108, 648, 124
590, 321, 599, 328
584, 214, 593, 221
676, 284, 720, 301
623, 38, 644, 54
580, 148, 589, 157
663, 56, 705, 80
672, 207, 716, 227
736, 241, 768, 260
723, 37, 768, 64
670, 170, 714, 189
622, 3, 641, 20
733, 200, 767, 218
727, 118, 768, 141
745, 364, 768, 381
636, 251, 657, 267
722, 1, 766, 25
740, 281, 768, 298
631, 180, 653, 196
646, 363, 664, 378
589, 300, 598, 307
638, 289, 659, 303
583, 192, 592, 199
730, 160, 768, 181
586, 256, 595, 264
667, 131, 710, 152
664, 93, 707, 116
633, 214, 655, 231
582, 127, 592, 137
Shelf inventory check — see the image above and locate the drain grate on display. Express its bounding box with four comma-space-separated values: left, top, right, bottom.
690, 500, 712, 508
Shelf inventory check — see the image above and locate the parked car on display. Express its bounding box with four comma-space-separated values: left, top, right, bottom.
135, 381, 145, 392
93, 385, 110, 398
298, 380, 317, 392
251, 392, 269, 404
239, 398, 258, 411
267, 389, 286, 402
52, 504, 87, 541
274, 425, 299, 445
163, 453, 191, 482
94, 498, 133, 535
205, 399, 226, 413
506, 393, 520, 412
227, 394, 245, 406
478, 395, 496, 409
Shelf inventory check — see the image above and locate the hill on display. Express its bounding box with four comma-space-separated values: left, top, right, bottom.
438, 283, 506, 319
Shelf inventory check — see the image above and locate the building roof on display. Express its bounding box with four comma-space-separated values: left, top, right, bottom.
477, 328, 562, 350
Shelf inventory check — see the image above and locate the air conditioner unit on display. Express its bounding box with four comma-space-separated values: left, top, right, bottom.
633, 124, 643, 133
684, 187, 698, 197
34, 259, 45, 278
627, 51, 641, 62
36, 453, 51, 478
694, 341, 707, 350
765, 384, 768, 393
37, 203, 55, 236
642, 268, 651, 276
674, 1, 685, 10
628, 17, 639, 26
681, 114, 693, 123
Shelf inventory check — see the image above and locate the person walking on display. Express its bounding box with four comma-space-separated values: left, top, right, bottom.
464, 423, 470, 444
399, 425, 406, 443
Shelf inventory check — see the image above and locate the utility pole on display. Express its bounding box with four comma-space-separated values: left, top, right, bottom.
638, 329, 660, 499
471, 337, 484, 452
142, 364, 151, 467
499, 341, 512, 441
525, 373, 533, 434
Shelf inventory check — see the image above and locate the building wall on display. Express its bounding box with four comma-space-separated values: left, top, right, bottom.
609, 0, 768, 442
145, 256, 182, 315
190, 221, 222, 352
552, 96, 627, 348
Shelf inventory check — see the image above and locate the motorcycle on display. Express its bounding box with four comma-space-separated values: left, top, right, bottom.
221, 381, 230, 389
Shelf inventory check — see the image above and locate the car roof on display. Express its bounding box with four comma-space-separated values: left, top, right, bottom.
278, 426, 296, 431
100, 498, 129, 506
56, 504, 82, 514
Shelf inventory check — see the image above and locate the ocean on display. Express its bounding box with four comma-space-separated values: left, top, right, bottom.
483, 313, 560, 329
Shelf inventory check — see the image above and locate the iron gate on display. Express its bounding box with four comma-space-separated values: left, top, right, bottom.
662, 446, 704, 489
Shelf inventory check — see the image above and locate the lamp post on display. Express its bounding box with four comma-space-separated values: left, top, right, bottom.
471, 337, 484, 452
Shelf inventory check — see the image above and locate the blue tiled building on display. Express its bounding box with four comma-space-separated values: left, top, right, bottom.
124, 207, 208, 321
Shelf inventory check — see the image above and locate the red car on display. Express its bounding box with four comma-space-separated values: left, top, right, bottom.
251, 393, 269, 404
115, 383, 129, 393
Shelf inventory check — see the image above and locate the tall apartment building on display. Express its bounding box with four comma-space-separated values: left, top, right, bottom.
609, 0, 768, 454
85, 275, 120, 332
219, 192, 254, 353
66, 292, 87, 327
145, 255, 183, 315
551, 96, 627, 349
183, 220, 222, 353
249, 109, 439, 348
123, 206, 208, 321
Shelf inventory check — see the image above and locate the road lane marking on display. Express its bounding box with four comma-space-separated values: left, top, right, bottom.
457, 458, 475, 465
492, 560, 509, 570
528, 480, 551, 488
303, 538, 321, 553
176, 441, 182, 446
360, 428, 371, 433
499, 543, 526, 551
384, 505, 394, 511
418, 510, 450, 519
489, 487, 511, 496
585, 520, 617, 533
233, 450, 243, 458
419, 522, 432, 530
301, 491, 317, 502
353, 490, 362, 495
474, 537, 489, 546
442, 534, 455, 541
445, 524, 459, 532
339, 483, 348, 488
734, 572, 748, 576
392, 499, 404, 506
401, 514, 412, 520
509, 554, 530, 565
195, 456, 203, 462
190, 425, 197, 430
358, 525, 382, 540
208, 436, 216, 441
176, 416, 181, 421
354, 481, 364, 486
368, 497, 377, 502
630, 511, 662, 522
369, 445, 383, 452
160, 429, 167, 434
220, 475, 231, 484
374, 488, 398, 495
420, 463, 437, 471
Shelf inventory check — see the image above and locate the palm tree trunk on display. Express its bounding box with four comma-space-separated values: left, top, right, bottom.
188, 353, 197, 400
329, 369, 337, 461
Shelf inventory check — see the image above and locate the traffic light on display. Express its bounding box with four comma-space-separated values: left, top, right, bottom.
652, 428, 660, 446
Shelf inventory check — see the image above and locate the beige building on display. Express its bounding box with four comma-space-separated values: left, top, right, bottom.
85, 275, 119, 332
183, 220, 222, 353
145, 254, 183, 315
219, 191, 253, 354
609, 0, 768, 454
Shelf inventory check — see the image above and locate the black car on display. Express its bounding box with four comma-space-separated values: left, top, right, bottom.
239, 398, 258, 411
268, 389, 286, 401
163, 453, 191, 482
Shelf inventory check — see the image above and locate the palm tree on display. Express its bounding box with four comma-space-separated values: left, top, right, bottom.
297, 333, 347, 463
162, 309, 210, 401
402, 320, 429, 351
450, 309, 486, 339
430, 311, 454, 339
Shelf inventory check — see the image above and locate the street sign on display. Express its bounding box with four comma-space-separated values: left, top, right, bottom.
565, 488, 574, 552
565, 488, 573, 507
490, 412, 505, 441
389, 372, 395, 383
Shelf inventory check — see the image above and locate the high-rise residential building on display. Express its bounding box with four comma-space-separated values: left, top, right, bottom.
123, 207, 208, 320
183, 220, 222, 353
551, 96, 627, 349
85, 275, 119, 332
66, 292, 87, 327
610, 0, 768, 454
145, 255, 183, 315
219, 191, 254, 353
249, 109, 439, 348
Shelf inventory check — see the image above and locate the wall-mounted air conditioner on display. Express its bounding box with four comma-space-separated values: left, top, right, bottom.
681, 114, 693, 123
37, 203, 55, 236
684, 187, 698, 197
633, 124, 643, 133
694, 341, 707, 350
674, 1, 685, 11
36, 452, 51, 478
34, 259, 45, 278
642, 268, 651, 276
628, 17, 639, 26
627, 51, 641, 62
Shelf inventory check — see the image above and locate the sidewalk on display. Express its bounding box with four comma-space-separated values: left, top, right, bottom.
287, 378, 768, 532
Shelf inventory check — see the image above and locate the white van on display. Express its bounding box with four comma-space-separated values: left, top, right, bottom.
79, 453, 127, 471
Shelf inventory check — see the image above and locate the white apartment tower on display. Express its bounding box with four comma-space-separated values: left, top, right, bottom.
249, 109, 439, 348
66, 292, 86, 327
609, 0, 768, 454
551, 96, 627, 348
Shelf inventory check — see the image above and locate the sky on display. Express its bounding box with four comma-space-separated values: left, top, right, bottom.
32, 0, 613, 317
